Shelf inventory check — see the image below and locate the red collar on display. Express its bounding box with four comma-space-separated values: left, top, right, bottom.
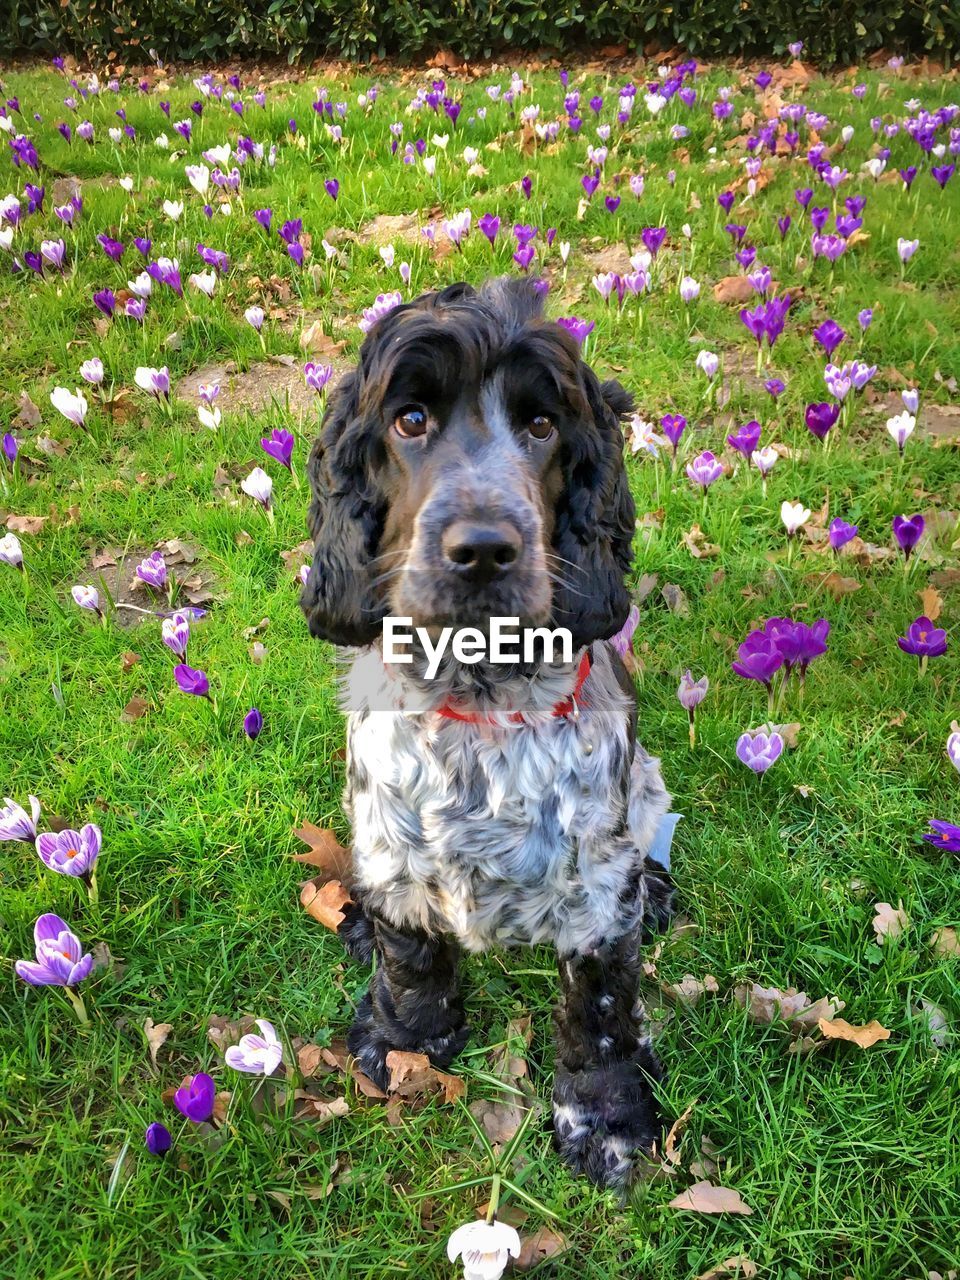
435, 650, 592, 726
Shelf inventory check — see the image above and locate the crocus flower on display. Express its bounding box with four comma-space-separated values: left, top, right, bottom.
93, 289, 116, 317
923, 820, 960, 853
35, 823, 101, 879
71, 584, 101, 614
224, 1018, 283, 1074
661, 413, 686, 456
732, 631, 784, 689
695, 351, 719, 379
2, 432, 17, 467
556, 316, 594, 346
446, 1219, 521, 1280
727, 420, 761, 460
813, 319, 845, 358
931, 164, 955, 189
97, 233, 124, 261
686, 450, 723, 492
80, 358, 104, 386
174, 664, 210, 698
134, 366, 170, 400
736, 730, 784, 774
50, 386, 88, 429
145, 1123, 172, 1156
174, 1072, 216, 1123
898, 616, 947, 661
136, 551, 167, 590
260, 428, 294, 470
948, 731, 960, 774
358, 291, 403, 334
765, 378, 785, 399
0, 532, 24, 569
304, 362, 333, 393
243, 707, 263, 739
757, 442, 778, 478
678, 670, 708, 747
477, 213, 500, 246
0, 794, 41, 842
886, 412, 916, 452
805, 401, 841, 441
15, 913, 93, 992
858, 308, 873, 331
640, 226, 667, 257
828, 518, 858, 551
162, 613, 191, 659
897, 238, 919, 264
781, 501, 811, 536
241, 466, 273, 512
764, 617, 829, 677
40, 238, 66, 270
902, 388, 920, 416
679, 276, 700, 303
892, 514, 924, 561
245, 305, 264, 332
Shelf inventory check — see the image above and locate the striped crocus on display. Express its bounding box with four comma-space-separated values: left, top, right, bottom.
1, 794, 41, 842
35, 823, 101, 879
15, 914, 93, 1021
358, 291, 403, 334
50, 386, 89, 429
304, 362, 333, 393
135, 550, 167, 590
686, 450, 723, 493
162, 612, 191, 659
40, 238, 66, 270
71, 584, 102, 615
0, 531, 23, 569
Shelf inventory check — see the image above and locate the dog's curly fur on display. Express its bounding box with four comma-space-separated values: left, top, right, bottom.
301, 277, 675, 1187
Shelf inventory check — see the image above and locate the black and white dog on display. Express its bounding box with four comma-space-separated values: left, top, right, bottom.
300, 277, 677, 1187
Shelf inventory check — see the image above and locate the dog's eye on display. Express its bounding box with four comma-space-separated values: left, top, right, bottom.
527, 414, 554, 440
394, 406, 429, 439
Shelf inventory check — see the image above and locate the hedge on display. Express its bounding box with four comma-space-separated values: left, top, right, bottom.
3, 0, 958, 65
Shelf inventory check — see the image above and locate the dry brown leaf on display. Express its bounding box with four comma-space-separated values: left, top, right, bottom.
873, 901, 910, 942
817, 1017, 890, 1048
291, 822, 353, 880
918, 585, 944, 621
635, 572, 659, 603
469, 1016, 536, 1145
515, 1228, 569, 1271
818, 571, 861, 599
299, 321, 346, 356
668, 1180, 754, 1215
297, 1043, 334, 1079
121, 697, 151, 722
15, 391, 42, 427
930, 927, 960, 958
663, 974, 719, 1007
293, 1096, 350, 1126
143, 1017, 173, 1069
121, 651, 142, 672
733, 982, 844, 1032
6, 514, 47, 534
207, 1014, 257, 1053
682, 525, 722, 559
385, 1049, 465, 1109
712, 275, 757, 304
662, 1101, 695, 1170
662, 583, 690, 615
300, 878, 352, 931
697, 1258, 758, 1280
913, 999, 949, 1049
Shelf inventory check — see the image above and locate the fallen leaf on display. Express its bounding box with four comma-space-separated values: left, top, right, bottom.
515, 1228, 569, 1270
713, 275, 757, 304
291, 822, 353, 880
266, 1190, 291, 1213
662, 583, 690, 615
319, 1039, 387, 1099
873, 901, 910, 942
733, 982, 844, 1032
818, 571, 861, 600
469, 1016, 536, 1144
300, 321, 346, 356
296, 1043, 333, 1079
6, 514, 47, 534
121, 651, 142, 672
143, 1017, 173, 1069
682, 525, 722, 559
663, 974, 719, 1007
668, 1180, 754, 1215
15, 391, 42, 427
930, 927, 960, 958
206, 1014, 257, 1053
918, 585, 944, 621
249, 641, 268, 665
293, 1096, 350, 1126
661, 1101, 695, 1170
817, 1017, 891, 1048
385, 1049, 465, 1114
696, 1258, 758, 1280
121, 697, 151, 722
300, 878, 352, 932
635, 572, 659, 603
243, 617, 270, 640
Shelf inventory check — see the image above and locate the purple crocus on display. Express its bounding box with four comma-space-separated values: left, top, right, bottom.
1, 795, 41, 843
892, 514, 925, 561
304, 362, 334, 393
732, 632, 783, 688
641, 226, 667, 257
260, 428, 294, 470
661, 412, 686, 457
727, 420, 761, 460
243, 707, 264, 739
828, 518, 858, 552
174, 1072, 216, 1123
556, 316, 594, 347
765, 378, 785, 399
813, 319, 845, 358
764, 617, 829, 678
145, 1123, 172, 1156
15, 914, 93, 989
136, 550, 168, 590
513, 244, 534, 272
717, 191, 735, 213
35, 823, 101, 879
520, 175, 532, 199
581, 173, 600, 199
174, 664, 210, 698
93, 289, 116, 318
97, 234, 124, 262
478, 213, 500, 246
678, 670, 708, 747
898, 616, 947, 661
2, 432, 17, 467
686, 450, 723, 492
805, 401, 841, 441
931, 164, 955, 189
923, 820, 960, 853
324, 178, 340, 201
254, 208, 272, 233
736, 730, 784, 774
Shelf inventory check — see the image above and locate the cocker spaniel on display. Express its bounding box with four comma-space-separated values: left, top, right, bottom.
300, 276, 677, 1187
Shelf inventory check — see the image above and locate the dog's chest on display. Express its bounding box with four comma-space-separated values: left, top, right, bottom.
345, 705, 632, 950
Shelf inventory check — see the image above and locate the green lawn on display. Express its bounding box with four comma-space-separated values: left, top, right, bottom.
1, 54, 959, 1280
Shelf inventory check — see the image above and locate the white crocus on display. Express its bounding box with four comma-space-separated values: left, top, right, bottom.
204, 143, 232, 167
559, 241, 571, 264
241, 466, 273, 510
431, 133, 450, 150
0, 531, 24, 568
154, 133, 170, 149
224, 1019, 283, 1075
162, 199, 184, 222
185, 163, 210, 195
119, 176, 134, 192
50, 386, 88, 428
71, 584, 101, 612
0, 225, 13, 252
947, 731, 960, 774
781, 500, 811, 536
886, 411, 916, 451
128, 271, 153, 299
379, 244, 395, 268
197, 404, 221, 430
423, 156, 437, 177
446, 1220, 522, 1280
751, 446, 777, 477
188, 270, 216, 297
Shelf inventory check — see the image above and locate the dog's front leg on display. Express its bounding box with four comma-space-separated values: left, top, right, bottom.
552, 928, 664, 1188
346, 914, 469, 1092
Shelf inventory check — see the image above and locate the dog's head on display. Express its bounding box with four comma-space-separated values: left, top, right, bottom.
301, 277, 636, 650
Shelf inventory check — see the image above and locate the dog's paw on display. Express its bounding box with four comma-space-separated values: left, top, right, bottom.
552, 1048, 663, 1188
346, 991, 470, 1093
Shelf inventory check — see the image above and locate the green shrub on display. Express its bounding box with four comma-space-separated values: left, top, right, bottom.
3, 0, 958, 64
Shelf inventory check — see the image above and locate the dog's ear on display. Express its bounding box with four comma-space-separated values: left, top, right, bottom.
300, 370, 389, 646
551, 372, 636, 648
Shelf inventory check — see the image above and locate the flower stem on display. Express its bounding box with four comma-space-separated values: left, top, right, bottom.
485, 1173, 501, 1224
64, 986, 89, 1025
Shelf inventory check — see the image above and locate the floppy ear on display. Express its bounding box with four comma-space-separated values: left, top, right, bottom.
551, 373, 636, 648
299, 370, 389, 646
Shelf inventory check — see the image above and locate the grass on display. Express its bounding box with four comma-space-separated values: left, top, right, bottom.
0, 53, 959, 1280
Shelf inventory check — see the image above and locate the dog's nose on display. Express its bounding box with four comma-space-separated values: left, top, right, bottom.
441, 521, 522, 584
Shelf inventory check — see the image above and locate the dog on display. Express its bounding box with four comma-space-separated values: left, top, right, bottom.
300, 276, 677, 1187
